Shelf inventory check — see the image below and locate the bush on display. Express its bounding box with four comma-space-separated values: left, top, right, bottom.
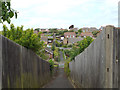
2, 24, 43, 53
64, 59, 71, 77
63, 45, 67, 48
48, 59, 54, 74
68, 44, 72, 47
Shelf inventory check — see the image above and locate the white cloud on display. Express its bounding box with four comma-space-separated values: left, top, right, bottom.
0, 0, 119, 30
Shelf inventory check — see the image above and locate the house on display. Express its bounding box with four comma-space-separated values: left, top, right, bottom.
45, 48, 53, 59
61, 36, 64, 40
99, 26, 105, 32
73, 28, 79, 32
48, 36, 54, 44
68, 37, 83, 45
63, 38, 68, 45
81, 27, 89, 32
47, 44, 52, 48
40, 28, 49, 32
57, 28, 67, 31
34, 30, 39, 34
80, 32, 93, 38
41, 36, 48, 44
89, 27, 98, 32
41, 34, 45, 37
69, 27, 79, 32
81, 27, 98, 33
64, 32, 76, 38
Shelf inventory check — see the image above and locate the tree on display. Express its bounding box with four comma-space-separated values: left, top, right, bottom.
64, 36, 94, 61
92, 31, 99, 37
49, 28, 58, 33
2, 24, 44, 53
68, 30, 74, 32
75, 31, 78, 34
0, 0, 18, 24
48, 59, 54, 74
78, 29, 82, 34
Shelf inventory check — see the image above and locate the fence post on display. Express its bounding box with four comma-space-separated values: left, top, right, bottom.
118, 28, 120, 88
0, 35, 2, 89
105, 25, 114, 88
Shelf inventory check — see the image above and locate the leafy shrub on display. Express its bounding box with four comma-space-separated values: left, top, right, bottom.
48, 59, 54, 74
64, 58, 71, 77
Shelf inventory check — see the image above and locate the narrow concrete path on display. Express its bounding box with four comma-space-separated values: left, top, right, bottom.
44, 68, 74, 88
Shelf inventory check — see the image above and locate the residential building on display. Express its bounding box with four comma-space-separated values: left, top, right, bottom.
73, 28, 79, 32
41, 34, 45, 37
69, 27, 79, 32
48, 36, 53, 44
81, 27, 98, 33
68, 37, 83, 45
34, 30, 39, 34
40, 28, 49, 32
45, 48, 53, 59
61, 36, 64, 40
63, 38, 68, 44
57, 28, 67, 31
89, 27, 98, 32
41, 36, 48, 44
80, 32, 93, 38
81, 27, 89, 32
64, 32, 76, 38
99, 26, 105, 32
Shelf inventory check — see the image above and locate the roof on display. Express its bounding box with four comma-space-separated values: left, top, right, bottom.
57, 29, 66, 31
41, 36, 48, 42
48, 36, 53, 39
68, 37, 83, 44
81, 32, 93, 37
45, 48, 53, 54
81, 27, 89, 29
64, 32, 76, 36
41, 34, 44, 36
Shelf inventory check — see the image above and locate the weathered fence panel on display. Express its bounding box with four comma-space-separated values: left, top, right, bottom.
69, 26, 119, 88
0, 35, 2, 90
0, 35, 51, 88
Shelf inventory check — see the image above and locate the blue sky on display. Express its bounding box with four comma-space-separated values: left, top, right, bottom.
0, 0, 119, 30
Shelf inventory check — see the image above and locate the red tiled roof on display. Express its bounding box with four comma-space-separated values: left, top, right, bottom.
64, 32, 76, 36
81, 32, 93, 37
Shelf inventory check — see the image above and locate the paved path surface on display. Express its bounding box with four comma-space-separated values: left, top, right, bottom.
44, 68, 74, 88
59, 51, 64, 62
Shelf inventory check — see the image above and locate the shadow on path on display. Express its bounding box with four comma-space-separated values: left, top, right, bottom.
44, 68, 74, 88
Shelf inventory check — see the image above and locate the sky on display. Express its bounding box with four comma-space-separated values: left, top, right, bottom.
0, 0, 119, 30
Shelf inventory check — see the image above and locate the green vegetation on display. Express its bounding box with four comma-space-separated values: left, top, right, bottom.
55, 29, 68, 36
48, 59, 54, 74
0, 31, 2, 34
53, 47, 59, 61
55, 40, 63, 47
2, 24, 45, 56
64, 36, 94, 61
64, 58, 71, 76
0, 1, 18, 24
63, 45, 67, 48
49, 28, 58, 33
68, 30, 74, 32
78, 28, 82, 34
92, 31, 99, 37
